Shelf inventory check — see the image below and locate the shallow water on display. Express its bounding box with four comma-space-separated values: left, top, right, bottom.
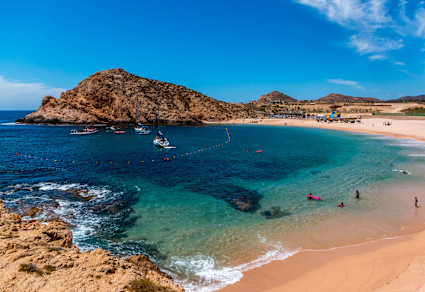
1, 111, 425, 291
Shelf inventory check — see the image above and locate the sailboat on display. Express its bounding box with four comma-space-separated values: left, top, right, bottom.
153, 88, 173, 148
134, 89, 151, 135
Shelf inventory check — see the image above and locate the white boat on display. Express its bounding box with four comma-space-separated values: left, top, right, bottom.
135, 124, 151, 135
153, 130, 170, 147
153, 88, 173, 148
134, 89, 151, 135
70, 127, 99, 135
106, 125, 117, 132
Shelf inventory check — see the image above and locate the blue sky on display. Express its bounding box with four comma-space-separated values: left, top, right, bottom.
1, 0, 425, 109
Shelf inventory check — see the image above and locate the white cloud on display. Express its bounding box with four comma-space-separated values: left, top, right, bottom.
399, 2, 425, 38
295, 0, 391, 30
368, 54, 388, 60
392, 61, 405, 66
350, 35, 404, 54
295, 0, 425, 62
327, 78, 365, 90
0, 76, 65, 110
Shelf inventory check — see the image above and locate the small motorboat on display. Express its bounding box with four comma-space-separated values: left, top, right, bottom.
134, 124, 151, 135
70, 127, 99, 135
114, 129, 126, 134
106, 125, 117, 132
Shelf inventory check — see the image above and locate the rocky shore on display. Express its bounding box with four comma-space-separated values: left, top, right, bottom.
20, 68, 254, 125
0, 198, 183, 292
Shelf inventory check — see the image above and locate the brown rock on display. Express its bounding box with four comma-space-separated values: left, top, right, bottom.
251, 91, 296, 104
0, 200, 184, 291
316, 93, 381, 103
22, 68, 254, 125
23, 206, 42, 217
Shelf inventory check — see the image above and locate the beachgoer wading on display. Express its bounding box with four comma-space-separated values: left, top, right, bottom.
415, 197, 419, 208
355, 190, 360, 199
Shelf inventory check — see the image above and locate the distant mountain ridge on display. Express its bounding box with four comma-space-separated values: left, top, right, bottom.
390, 95, 425, 102
250, 91, 296, 104
315, 93, 381, 103
252, 91, 382, 104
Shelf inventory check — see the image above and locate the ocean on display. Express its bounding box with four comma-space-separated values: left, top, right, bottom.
1, 111, 425, 291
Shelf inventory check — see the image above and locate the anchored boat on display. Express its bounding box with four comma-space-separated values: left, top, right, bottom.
70, 127, 99, 135
134, 89, 151, 135
153, 88, 173, 148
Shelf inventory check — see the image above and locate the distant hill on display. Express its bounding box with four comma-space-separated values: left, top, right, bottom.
21, 69, 254, 124
315, 93, 381, 103
390, 95, 425, 102
251, 91, 296, 104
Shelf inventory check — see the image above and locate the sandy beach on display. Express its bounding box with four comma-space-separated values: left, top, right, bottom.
220, 117, 425, 292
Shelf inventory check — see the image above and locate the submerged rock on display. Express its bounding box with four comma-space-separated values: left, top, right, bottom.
231, 194, 261, 212
260, 207, 291, 219
23, 206, 42, 217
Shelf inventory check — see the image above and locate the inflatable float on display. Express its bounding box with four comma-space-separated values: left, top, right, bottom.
306, 194, 321, 200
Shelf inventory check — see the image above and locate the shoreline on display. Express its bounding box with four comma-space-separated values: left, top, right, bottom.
221, 117, 425, 143
219, 117, 425, 292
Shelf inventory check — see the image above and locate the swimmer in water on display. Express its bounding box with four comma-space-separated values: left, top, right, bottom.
307, 193, 313, 199
355, 190, 360, 199
339, 202, 345, 207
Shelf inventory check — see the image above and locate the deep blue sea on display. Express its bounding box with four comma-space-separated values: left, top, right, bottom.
1, 111, 425, 291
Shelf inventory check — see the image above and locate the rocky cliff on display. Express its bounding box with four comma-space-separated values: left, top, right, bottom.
316, 93, 381, 103
21, 69, 253, 124
0, 198, 183, 292
250, 91, 296, 104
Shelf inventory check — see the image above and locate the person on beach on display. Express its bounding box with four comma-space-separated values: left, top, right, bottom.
355, 190, 360, 199
415, 197, 418, 208
339, 202, 344, 207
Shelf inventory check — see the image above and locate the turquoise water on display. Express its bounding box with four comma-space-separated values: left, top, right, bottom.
1, 111, 425, 291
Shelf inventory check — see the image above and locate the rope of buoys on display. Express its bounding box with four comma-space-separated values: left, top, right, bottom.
14, 127, 232, 166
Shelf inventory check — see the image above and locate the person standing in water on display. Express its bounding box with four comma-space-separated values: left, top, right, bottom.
415, 197, 418, 208
355, 190, 360, 199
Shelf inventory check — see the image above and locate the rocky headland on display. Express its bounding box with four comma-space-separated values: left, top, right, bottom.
20, 69, 254, 125
0, 198, 183, 292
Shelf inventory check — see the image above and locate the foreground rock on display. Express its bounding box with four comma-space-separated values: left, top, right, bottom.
21, 68, 254, 125
0, 198, 183, 292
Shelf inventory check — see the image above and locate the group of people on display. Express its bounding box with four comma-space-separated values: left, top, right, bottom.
338, 190, 360, 208
307, 183, 419, 209
307, 190, 361, 208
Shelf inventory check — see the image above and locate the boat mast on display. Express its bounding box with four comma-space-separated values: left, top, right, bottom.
156, 86, 160, 130
137, 89, 140, 125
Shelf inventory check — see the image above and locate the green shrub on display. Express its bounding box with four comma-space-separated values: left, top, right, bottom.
43, 265, 56, 274
126, 278, 170, 292
19, 263, 43, 276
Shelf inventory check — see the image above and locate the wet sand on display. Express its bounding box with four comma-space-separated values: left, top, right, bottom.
219, 117, 425, 292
